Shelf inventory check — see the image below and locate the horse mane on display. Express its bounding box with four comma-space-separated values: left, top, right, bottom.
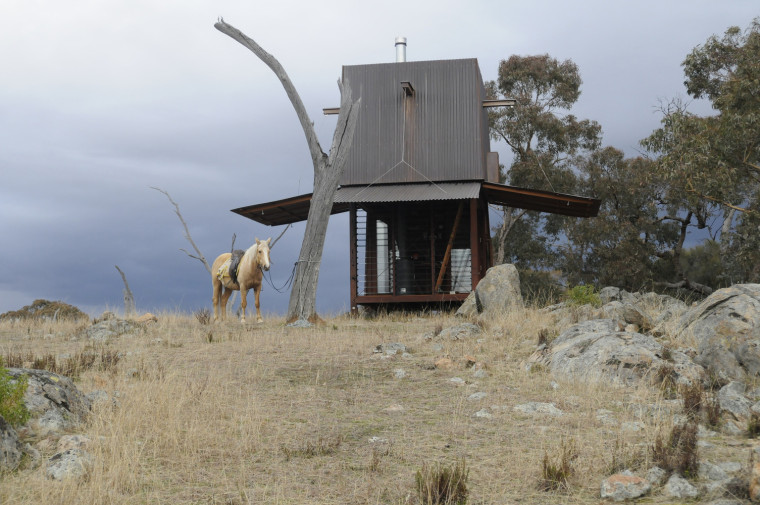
243, 242, 259, 269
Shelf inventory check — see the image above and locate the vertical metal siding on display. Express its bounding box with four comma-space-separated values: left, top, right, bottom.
340, 59, 489, 186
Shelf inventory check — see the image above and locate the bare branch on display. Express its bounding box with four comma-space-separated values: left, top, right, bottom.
270, 224, 291, 249
151, 186, 212, 274
214, 18, 325, 168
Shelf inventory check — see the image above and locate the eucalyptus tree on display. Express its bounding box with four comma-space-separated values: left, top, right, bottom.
643, 18, 760, 284
486, 54, 601, 293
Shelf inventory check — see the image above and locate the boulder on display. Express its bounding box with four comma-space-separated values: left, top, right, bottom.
456, 264, 523, 317
599, 286, 622, 304
679, 284, 760, 379
6, 368, 91, 436
435, 323, 481, 340
602, 302, 653, 331
46, 448, 93, 481
0, 415, 23, 471
600, 472, 651, 501
539, 322, 703, 386
717, 381, 752, 421
80, 317, 143, 341
664, 473, 699, 499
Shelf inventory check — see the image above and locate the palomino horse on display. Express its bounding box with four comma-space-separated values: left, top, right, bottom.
211, 237, 271, 323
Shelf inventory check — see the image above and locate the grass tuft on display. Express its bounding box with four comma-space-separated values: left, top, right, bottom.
539, 438, 577, 492
651, 421, 699, 478
415, 458, 469, 505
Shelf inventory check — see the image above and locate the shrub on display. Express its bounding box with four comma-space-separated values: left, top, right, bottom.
195, 308, 212, 325
651, 422, 699, 478
564, 285, 601, 307
704, 392, 722, 428
0, 299, 88, 322
539, 439, 577, 492
0, 360, 30, 427
680, 381, 703, 421
415, 458, 469, 505
748, 413, 760, 438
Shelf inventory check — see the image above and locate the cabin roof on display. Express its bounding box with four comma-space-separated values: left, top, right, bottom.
339, 58, 492, 185
231, 182, 600, 226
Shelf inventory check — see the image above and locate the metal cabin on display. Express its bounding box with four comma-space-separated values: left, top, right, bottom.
233, 51, 600, 313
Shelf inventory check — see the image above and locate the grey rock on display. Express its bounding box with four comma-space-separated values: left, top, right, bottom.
664, 473, 699, 499
545, 325, 704, 386
86, 390, 110, 404
6, 368, 91, 435
603, 302, 653, 331
375, 342, 408, 355
286, 319, 313, 328
393, 369, 406, 379
467, 392, 487, 401
80, 317, 143, 341
46, 448, 93, 480
718, 381, 752, 420
0, 415, 23, 471
679, 284, 760, 378
513, 402, 563, 417
700, 461, 729, 481
599, 286, 622, 304
646, 466, 668, 486
600, 472, 651, 501
436, 323, 481, 341
456, 264, 523, 317
695, 344, 746, 383
552, 319, 619, 347
473, 408, 492, 418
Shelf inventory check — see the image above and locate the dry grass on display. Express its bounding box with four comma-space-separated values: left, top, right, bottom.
0, 307, 729, 504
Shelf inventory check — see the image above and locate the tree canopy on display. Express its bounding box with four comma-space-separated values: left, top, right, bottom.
489, 18, 760, 299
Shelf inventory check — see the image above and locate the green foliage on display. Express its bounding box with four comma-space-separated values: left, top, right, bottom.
564, 285, 601, 307
681, 240, 730, 289
518, 269, 564, 306
0, 360, 30, 427
415, 459, 469, 505
0, 299, 88, 322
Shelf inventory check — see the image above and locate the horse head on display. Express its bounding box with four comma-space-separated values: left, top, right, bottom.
255, 237, 271, 271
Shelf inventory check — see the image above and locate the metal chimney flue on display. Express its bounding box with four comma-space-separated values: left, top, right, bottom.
395, 36, 407, 62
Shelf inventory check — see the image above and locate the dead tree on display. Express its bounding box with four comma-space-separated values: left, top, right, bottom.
151, 187, 212, 274
215, 19, 360, 324
115, 265, 136, 316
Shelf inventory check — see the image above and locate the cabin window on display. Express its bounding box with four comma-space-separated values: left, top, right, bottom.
353, 202, 473, 297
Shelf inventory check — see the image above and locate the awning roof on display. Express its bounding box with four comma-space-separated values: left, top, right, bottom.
232, 182, 600, 226
481, 182, 601, 218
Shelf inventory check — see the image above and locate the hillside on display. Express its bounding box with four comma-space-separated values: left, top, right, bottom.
0, 301, 756, 504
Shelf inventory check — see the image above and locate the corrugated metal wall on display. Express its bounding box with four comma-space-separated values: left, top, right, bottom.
340, 59, 489, 186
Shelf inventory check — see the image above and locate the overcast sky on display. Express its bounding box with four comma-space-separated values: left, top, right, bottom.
1, 0, 757, 318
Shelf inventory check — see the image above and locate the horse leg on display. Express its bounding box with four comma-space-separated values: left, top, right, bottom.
212, 281, 221, 322
254, 285, 263, 323
239, 288, 248, 324
220, 288, 232, 321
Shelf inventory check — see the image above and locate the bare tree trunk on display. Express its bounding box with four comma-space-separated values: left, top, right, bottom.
215, 19, 360, 325
493, 207, 526, 264
115, 265, 136, 316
